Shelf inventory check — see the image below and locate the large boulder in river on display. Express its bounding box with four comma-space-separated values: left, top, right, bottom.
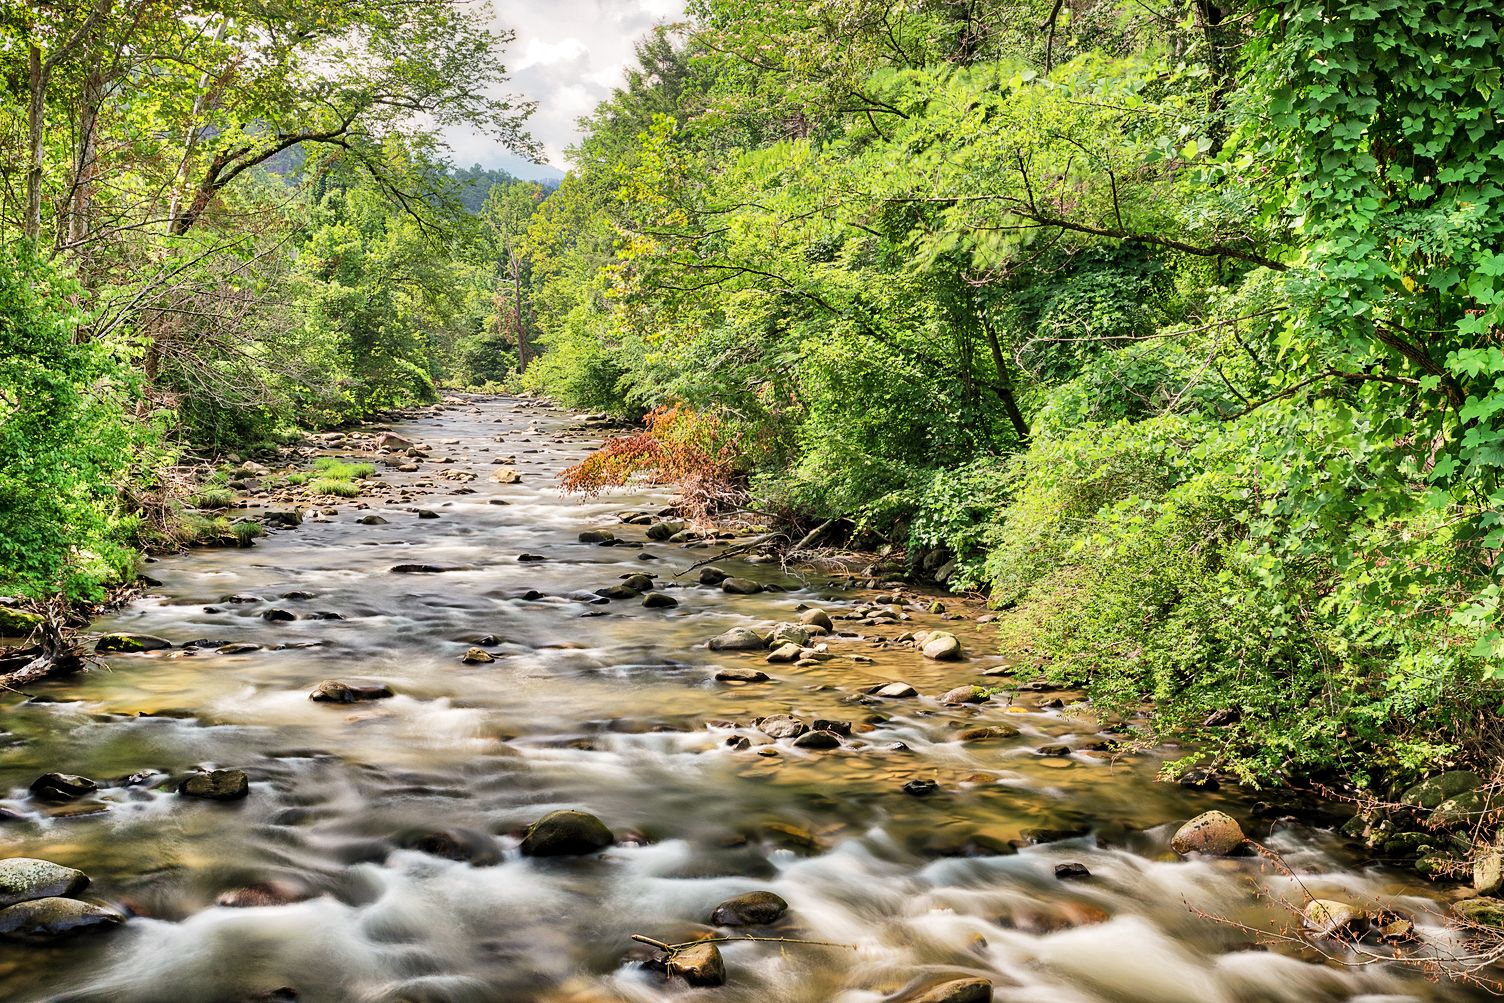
647, 520, 686, 541
767, 623, 811, 648
0, 607, 44, 636
491, 466, 522, 484
1170, 810, 1245, 856
519, 809, 614, 857
699, 567, 729, 585
710, 890, 788, 926
798, 608, 833, 631
708, 627, 766, 652
901, 978, 993, 1003
309, 680, 395, 703
1399, 771, 1482, 810
1455, 897, 1504, 928
0, 859, 89, 909
758, 715, 806, 740
178, 769, 250, 801
721, 577, 763, 595
95, 632, 172, 653
0, 897, 123, 941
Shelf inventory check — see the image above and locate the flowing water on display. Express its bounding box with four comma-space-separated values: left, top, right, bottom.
0, 397, 1489, 1003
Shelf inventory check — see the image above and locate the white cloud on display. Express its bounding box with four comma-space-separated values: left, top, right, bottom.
440, 0, 688, 171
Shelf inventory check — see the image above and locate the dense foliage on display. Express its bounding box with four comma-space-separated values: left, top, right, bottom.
0, 0, 542, 594
517, 1, 1503, 784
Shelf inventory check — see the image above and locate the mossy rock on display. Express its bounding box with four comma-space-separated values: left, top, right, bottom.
1454, 898, 1504, 928
1399, 771, 1482, 810
0, 608, 44, 636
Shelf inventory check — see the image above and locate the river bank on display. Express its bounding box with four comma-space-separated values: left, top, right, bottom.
0, 394, 1498, 1001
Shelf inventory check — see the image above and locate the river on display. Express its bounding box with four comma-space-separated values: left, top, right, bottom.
0, 396, 1487, 1002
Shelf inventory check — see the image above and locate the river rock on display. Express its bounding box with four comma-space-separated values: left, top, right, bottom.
0, 859, 89, 909
596, 584, 640, 600
698, 567, 729, 585
519, 809, 614, 857
0, 608, 45, 635
1302, 899, 1364, 937
1455, 897, 1504, 928
309, 680, 395, 703
578, 530, 615, 544
792, 729, 841, 749
902, 978, 993, 1003
0, 897, 123, 941
642, 592, 679, 609
461, 647, 495, 664
708, 627, 766, 651
1475, 833, 1503, 894
758, 715, 806, 740
721, 577, 763, 595
261, 608, 296, 622
1170, 810, 1245, 856
799, 608, 833, 631
264, 510, 302, 528
378, 432, 414, 450
1054, 862, 1091, 880
491, 466, 522, 484
956, 725, 1020, 741
355, 515, 388, 525
29, 773, 98, 802
179, 769, 250, 801
647, 521, 686, 541
709, 890, 788, 926
767, 623, 811, 647
1428, 790, 1485, 830
921, 632, 962, 660
714, 667, 769, 683
765, 643, 802, 664
216, 881, 308, 908
903, 779, 940, 796
668, 941, 725, 987
95, 633, 172, 653
1399, 770, 1482, 810
941, 685, 987, 706
873, 682, 918, 698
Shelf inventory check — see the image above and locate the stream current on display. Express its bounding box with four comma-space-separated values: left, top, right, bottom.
0, 396, 1488, 1003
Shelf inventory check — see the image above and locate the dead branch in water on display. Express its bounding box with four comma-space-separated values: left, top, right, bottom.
0, 600, 88, 692
630, 933, 856, 951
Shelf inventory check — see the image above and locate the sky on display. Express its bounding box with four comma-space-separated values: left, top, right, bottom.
442, 0, 687, 179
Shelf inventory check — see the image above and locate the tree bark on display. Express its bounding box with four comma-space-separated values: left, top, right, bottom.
979, 314, 1029, 442
26, 43, 46, 242
66, 61, 106, 247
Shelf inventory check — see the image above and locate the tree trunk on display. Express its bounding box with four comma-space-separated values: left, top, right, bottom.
66, 62, 105, 248
26, 43, 46, 243
510, 251, 529, 373
979, 315, 1029, 442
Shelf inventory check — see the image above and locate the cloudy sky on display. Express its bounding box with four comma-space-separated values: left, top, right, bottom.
443, 0, 687, 178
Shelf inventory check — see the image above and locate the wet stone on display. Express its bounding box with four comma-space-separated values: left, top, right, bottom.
902, 978, 993, 1003
641, 592, 679, 609
95, 633, 172, 653
721, 577, 763, 595
758, 715, 806, 740
179, 769, 250, 801
29, 773, 98, 803
708, 627, 765, 652
792, 730, 841, 750
1170, 810, 1245, 856
519, 809, 614, 857
0, 859, 89, 909
698, 567, 728, 585
710, 890, 788, 926
461, 647, 495, 664
309, 680, 394, 703
261, 608, 296, 622
1054, 862, 1091, 880
665, 941, 725, 987
714, 668, 769, 683
903, 779, 940, 797
0, 897, 123, 942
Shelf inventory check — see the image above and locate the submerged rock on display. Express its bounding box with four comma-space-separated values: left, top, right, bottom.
902, 978, 993, 1003
29, 773, 98, 803
95, 633, 172, 653
519, 809, 614, 857
179, 769, 250, 801
714, 667, 769, 683
709, 890, 788, 926
461, 647, 495, 664
1302, 899, 1365, 937
0, 897, 123, 941
1170, 810, 1245, 856
0, 858, 89, 909
309, 680, 395, 703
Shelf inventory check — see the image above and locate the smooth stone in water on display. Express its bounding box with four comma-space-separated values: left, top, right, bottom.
874, 682, 918, 698
95, 633, 172, 653
578, 530, 615, 544
798, 607, 833, 630
765, 643, 802, 664
0, 897, 123, 941
698, 567, 728, 585
721, 577, 763, 595
922, 632, 962, 660
708, 627, 765, 652
902, 978, 993, 1003
0, 858, 89, 909
1054, 862, 1091, 880
792, 730, 841, 750
461, 647, 495, 664
29, 773, 98, 803
758, 715, 806, 740
709, 890, 788, 926
714, 667, 769, 683
309, 680, 395, 703
667, 942, 725, 987
491, 466, 522, 484
641, 592, 679, 609
1302, 899, 1364, 937
1170, 810, 1245, 856
941, 685, 987, 706
178, 769, 250, 801
519, 809, 614, 857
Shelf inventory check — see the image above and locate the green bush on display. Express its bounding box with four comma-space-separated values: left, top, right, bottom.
0, 245, 143, 599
